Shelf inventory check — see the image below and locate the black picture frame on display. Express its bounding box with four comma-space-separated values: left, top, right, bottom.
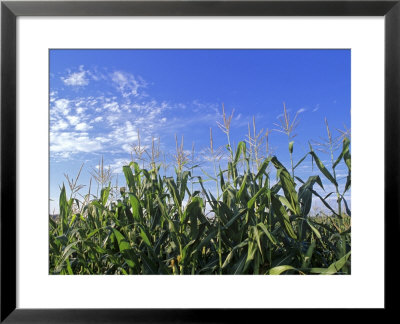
1, 0, 398, 322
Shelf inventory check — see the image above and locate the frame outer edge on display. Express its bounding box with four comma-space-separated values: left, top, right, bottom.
0, 0, 397, 321
1, 1, 398, 16
1, 1, 17, 323
385, 1, 400, 311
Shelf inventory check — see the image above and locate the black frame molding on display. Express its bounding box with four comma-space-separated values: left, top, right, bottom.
1, 0, 398, 322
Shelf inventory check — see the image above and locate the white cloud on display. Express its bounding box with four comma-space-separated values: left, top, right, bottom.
297, 108, 307, 114
62, 70, 89, 86
56, 152, 72, 159
75, 122, 92, 131
95, 136, 111, 143
50, 71, 175, 161
67, 115, 80, 126
50, 91, 58, 102
86, 68, 106, 82
106, 115, 119, 125
75, 100, 85, 107
122, 143, 132, 153
111, 71, 143, 97
50, 132, 102, 154
313, 104, 320, 112
109, 121, 138, 144
104, 102, 120, 112
53, 99, 70, 116
51, 120, 69, 131
110, 158, 131, 174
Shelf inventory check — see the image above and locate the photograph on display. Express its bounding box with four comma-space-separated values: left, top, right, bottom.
49, 49, 351, 275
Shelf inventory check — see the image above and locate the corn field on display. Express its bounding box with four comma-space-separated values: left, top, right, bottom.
49, 108, 351, 275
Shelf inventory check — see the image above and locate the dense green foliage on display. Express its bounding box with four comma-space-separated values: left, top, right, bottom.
49, 134, 351, 275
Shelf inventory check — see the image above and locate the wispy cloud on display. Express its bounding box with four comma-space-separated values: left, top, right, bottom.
62, 66, 89, 86
50, 131, 102, 154
297, 108, 307, 114
76, 107, 85, 114
312, 104, 320, 112
75, 122, 92, 131
50, 68, 171, 159
104, 102, 120, 113
111, 71, 145, 98
67, 115, 80, 126
53, 99, 70, 116
51, 120, 69, 131
109, 158, 131, 174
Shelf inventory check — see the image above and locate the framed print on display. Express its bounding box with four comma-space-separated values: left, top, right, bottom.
1, 0, 398, 322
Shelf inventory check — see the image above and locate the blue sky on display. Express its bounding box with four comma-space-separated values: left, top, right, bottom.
49, 49, 350, 214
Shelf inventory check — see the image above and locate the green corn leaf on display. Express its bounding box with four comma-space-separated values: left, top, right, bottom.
59, 184, 69, 234
69, 213, 77, 227
112, 228, 139, 270
343, 140, 351, 172
279, 196, 296, 214
310, 189, 340, 217
315, 251, 351, 275
255, 158, 270, 180
140, 253, 158, 274
138, 225, 152, 248
191, 229, 218, 257
180, 171, 191, 201
122, 166, 136, 192
342, 196, 351, 216
257, 222, 278, 245
156, 196, 179, 233
219, 166, 225, 189
181, 239, 197, 266
333, 137, 350, 169
128, 194, 141, 222
100, 186, 110, 206
252, 226, 263, 256
301, 241, 316, 269
344, 173, 351, 194
309, 151, 338, 187
271, 196, 297, 240
294, 153, 309, 170
271, 156, 301, 215
232, 252, 247, 274
66, 258, 74, 275
247, 185, 268, 209
234, 141, 246, 165
298, 175, 324, 216
269, 265, 300, 275
243, 241, 257, 273
222, 240, 248, 269
132, 161, 141, 176
306, 219, 322, 239
222, 208, 246, 230
112, 228, 131, 252
236, 173, 248, 202
54, 247, 77, 273
166, 177, 182, 207
183, 196, 204, 239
